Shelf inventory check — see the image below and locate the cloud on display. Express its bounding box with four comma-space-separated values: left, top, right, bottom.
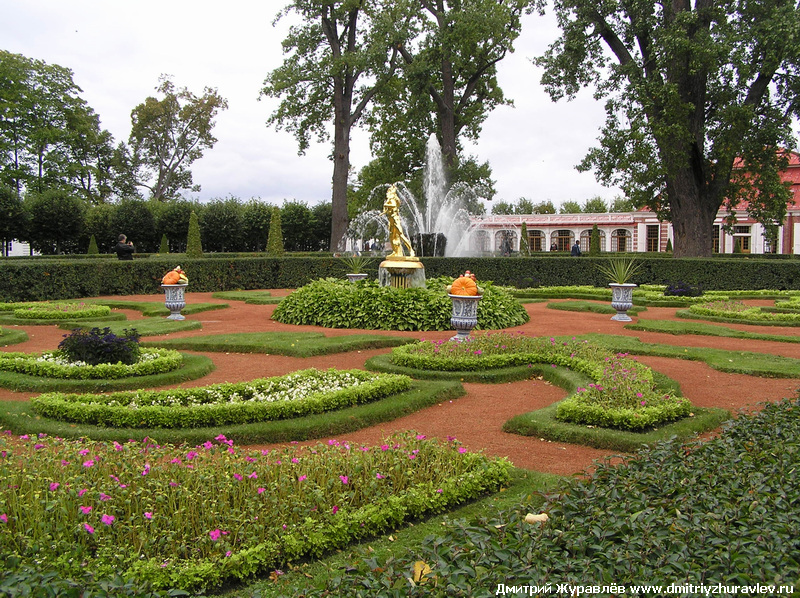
1, 1, 620, 208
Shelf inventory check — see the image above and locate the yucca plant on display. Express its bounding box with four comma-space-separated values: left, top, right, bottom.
597, 256, 641, 285
340, 253, 374, 274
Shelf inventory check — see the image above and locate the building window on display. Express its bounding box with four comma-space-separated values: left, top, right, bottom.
473, 230, 489, 253
712, 226, 720, 253
554, 229, 574, 252
733, 225, 751, 253
611, 229, 630, 252
495, 230, 516, 255
646, 225, 660, 252
579, 228, 607, 252
528, 230, 544, 252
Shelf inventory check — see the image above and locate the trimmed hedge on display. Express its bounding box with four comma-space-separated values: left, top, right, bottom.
31, 369, 412, 429
4, 255, 800, 301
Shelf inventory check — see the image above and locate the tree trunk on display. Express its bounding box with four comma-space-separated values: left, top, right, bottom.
667, 168, 720, 258
330, 96, 352, 253
438, 57, 458, 172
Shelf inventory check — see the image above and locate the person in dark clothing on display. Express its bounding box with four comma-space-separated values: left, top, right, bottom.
115, 234, 135, 260
571, 241, 582, 256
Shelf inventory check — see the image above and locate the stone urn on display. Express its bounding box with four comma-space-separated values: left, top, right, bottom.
161, 284, 188, 320
609, 283, 636, 321
346, 273, 368, 283
448, 294, 482, 341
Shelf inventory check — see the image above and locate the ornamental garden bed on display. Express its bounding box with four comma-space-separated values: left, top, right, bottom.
30, 369, 412, 429
0, 431, 510, 593
367, 332, 729, 449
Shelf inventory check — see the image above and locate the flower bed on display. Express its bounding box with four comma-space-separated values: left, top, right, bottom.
391, 333, 691, 431
689, 299, 800, 323
0, 431, 511, 592
0, 301, 112, 320
0, 348, 182, 380
31, 369, 412, 428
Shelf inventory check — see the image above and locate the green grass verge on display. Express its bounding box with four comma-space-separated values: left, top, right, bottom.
503, 403, 730, 451
676, 308, 800, 327
0, 353, 214, 393
0, 379, 463, 445
0, 328, 29, 346
211, 290, 284, 304
546, 300, 646, 315
582, 332, 800, 377
57, 317, 202, 336
84, 299, 229, 317
143, 332, 415, 357
626, 318, 800, 342
233, 467, 564, 598
0, 313, 127, 326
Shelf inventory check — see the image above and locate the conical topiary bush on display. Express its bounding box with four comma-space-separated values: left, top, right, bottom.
186, 211, 203, 258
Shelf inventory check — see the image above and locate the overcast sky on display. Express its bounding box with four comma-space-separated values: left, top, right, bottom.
1, 1, 622, 210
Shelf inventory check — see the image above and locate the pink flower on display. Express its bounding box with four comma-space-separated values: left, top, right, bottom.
339, 476, 349, 485
186, 451, 199, 460
257, 487, 266, 494
415, 434, 426, 440
376, 473, 385, 479
49, 482, 60, 491
436, 489, 443, 493
233, 473, 243, 481
332, 505, 339, 515
226, 551, 232, 557
60, 460, 70, 466
209, 529, 222, 541
84, 523, 95, 534
144, 512, 153, 519
99, 493, 111, 501
0, 514, 7, 523
291, 458, 299, 463
298, 475, 307, 482
101, 514, 115, 526
78, 449, 90, 456
78, 488, 88, 497
141, 464, 150, 476
83, 460, 95, 468
34, 444, 45, 450
203, 441, 214, 450
248, 472, 258, 479
380, 445, 389, 451
170, 457, 182, 464
79, 506, 92, 514
113, 442, 123, 451
458, 447, 467, 454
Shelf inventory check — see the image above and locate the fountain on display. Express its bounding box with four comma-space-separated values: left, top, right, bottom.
347, 135, 486, 259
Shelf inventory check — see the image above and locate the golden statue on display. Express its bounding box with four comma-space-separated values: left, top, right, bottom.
383, 184, 415, 259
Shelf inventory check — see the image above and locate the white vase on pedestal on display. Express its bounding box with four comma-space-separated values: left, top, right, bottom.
161, 284, 188, 320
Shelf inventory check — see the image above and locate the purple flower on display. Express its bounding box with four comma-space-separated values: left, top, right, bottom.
332, 505, 339, 514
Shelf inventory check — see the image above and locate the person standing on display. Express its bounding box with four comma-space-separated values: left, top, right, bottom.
115, 234, 135, 260
571, 240, 582, 256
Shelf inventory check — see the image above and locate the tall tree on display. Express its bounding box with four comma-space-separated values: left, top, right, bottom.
583, 196, 608, 213
538, 0, 800, 257
23, 189, 84, 254
0, 50, 115, 201
263, 0, 406, 252
126, 75, 228, 201
0, 185, 26, 255
559, 200, 582, 214
392, 0, 540, 170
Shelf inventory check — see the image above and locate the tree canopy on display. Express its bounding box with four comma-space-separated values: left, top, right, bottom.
0, 50, 115, 202
537, 0, 800, 257
124, 75, 228, 201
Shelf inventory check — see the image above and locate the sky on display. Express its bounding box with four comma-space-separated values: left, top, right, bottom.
0, 1, 622, 210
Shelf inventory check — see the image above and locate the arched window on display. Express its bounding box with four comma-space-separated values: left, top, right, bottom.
528, 230, 544, 252
553, 230, 574, 252
579, 229, 607, 252
473, 230, 489, 253
495, 230, 517, 255
611, 229, 631, 252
